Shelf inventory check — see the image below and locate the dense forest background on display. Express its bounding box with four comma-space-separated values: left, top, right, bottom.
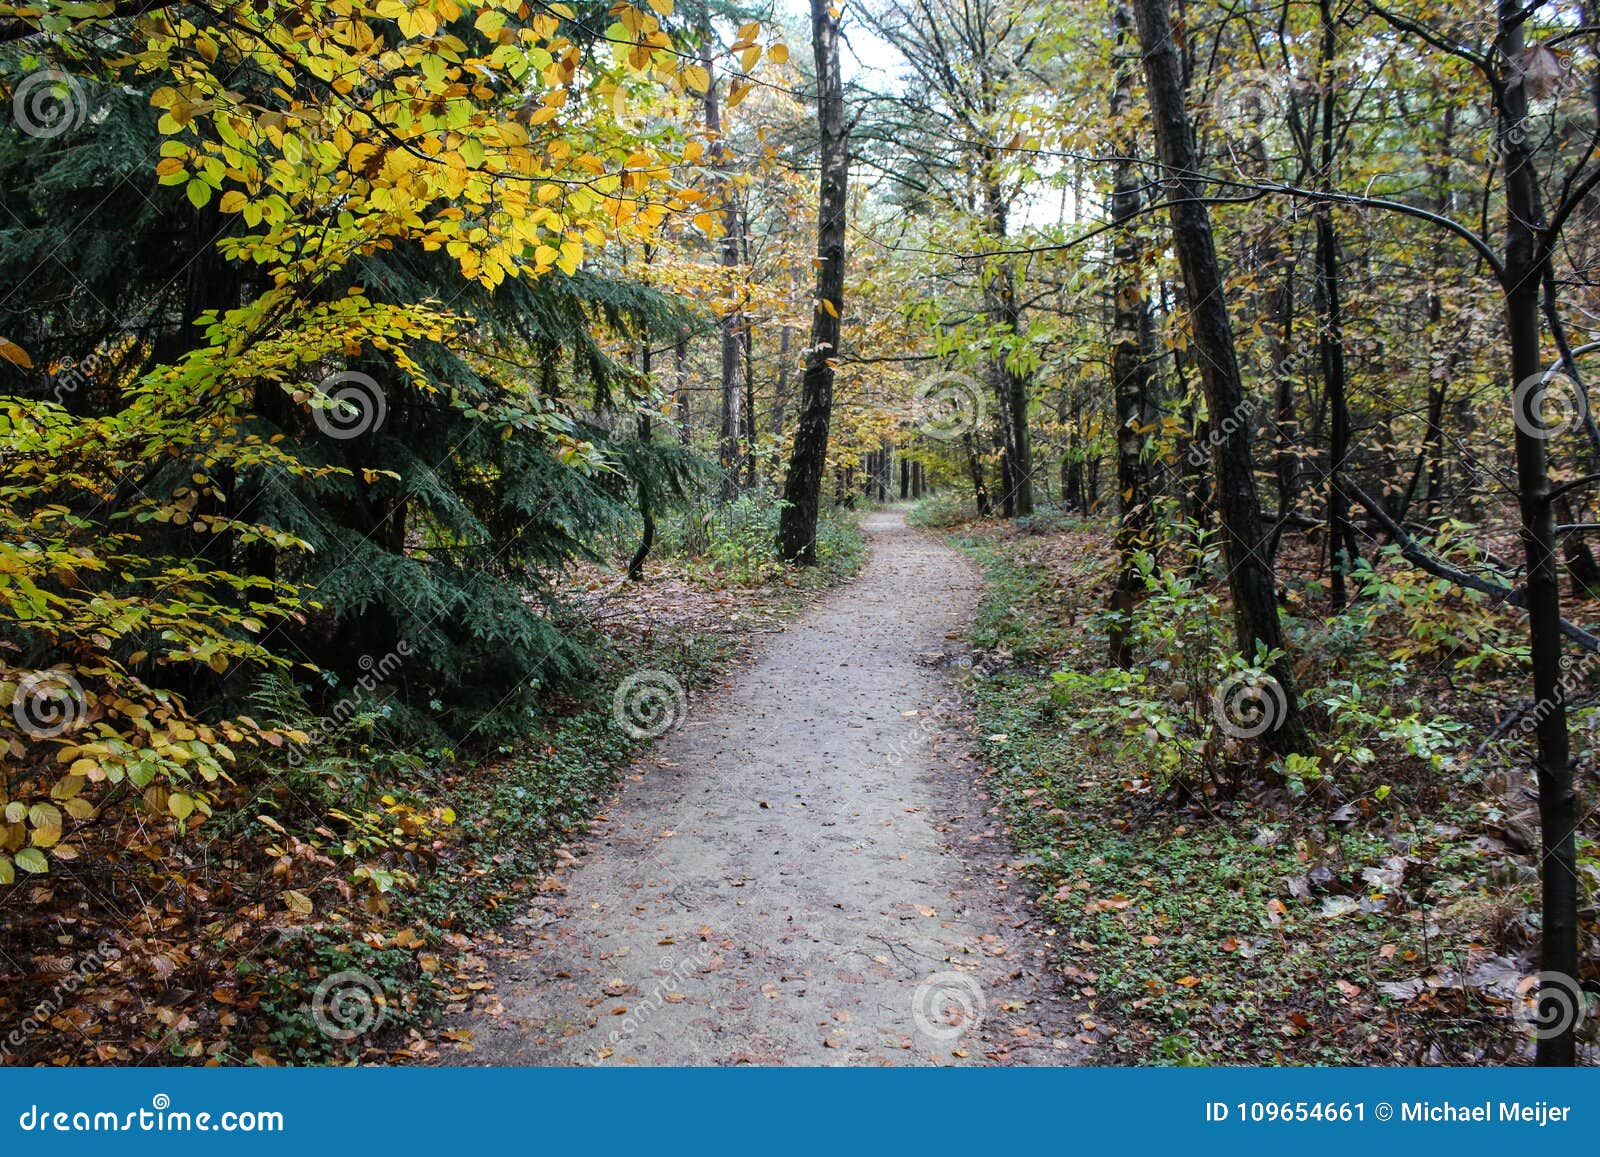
1, 0, 1596, 1064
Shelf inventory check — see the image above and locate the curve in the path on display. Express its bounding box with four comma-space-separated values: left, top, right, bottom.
456, 508, 1081, 1066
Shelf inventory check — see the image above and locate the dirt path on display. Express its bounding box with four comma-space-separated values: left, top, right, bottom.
456, 508, 1082, 1065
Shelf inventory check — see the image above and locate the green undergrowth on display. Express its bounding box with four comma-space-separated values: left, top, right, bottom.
656, 490, 866, 586
954, 526, 1540, 1066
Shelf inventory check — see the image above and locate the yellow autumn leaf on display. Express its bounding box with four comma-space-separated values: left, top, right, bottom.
281, 889, 313, 915
0, 337, 31, 369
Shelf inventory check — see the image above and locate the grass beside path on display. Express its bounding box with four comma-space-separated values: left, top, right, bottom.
953, 520, 1527, 1066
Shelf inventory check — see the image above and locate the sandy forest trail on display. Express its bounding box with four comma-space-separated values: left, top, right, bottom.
455, 508, 1082, 1066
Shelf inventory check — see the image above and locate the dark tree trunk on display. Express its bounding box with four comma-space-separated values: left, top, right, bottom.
1421, 99, 1457, 520
774, 323, 792, 430
742, 311, 757, 488
1063, 452, 1083, 512
900, 455, 910, 500
776, 0, 848, 565
628, 389, 655, 585
981, 179, 1034, 519
1269, 263, 1301, 554
1132, 0, 1311, 755
1166, 278, 1213, 549
1315, 0, 1358, 610
1556, 497, 1600, 597
674, 327, 690, 446
701, 23, 744, 498
964, 430, 992, 516
1496, 0, 1578, 1067
1108, 0, 1155, 669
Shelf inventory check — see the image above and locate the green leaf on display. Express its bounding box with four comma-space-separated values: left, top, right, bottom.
14, 848, 49, 874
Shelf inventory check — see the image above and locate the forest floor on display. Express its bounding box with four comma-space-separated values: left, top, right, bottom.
944, 512, 1597, 1066
448, 508, 1086, 1066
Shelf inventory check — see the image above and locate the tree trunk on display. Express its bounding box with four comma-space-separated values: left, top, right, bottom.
776, 0, 848, 565
774, 321, 792, 438
701, 23, 745, 498
1108, 0, 1155, 669
629, 345, 655, 582
742, 308, 757, 488
1269, 262, 1301, 556
1496, 0, 1578, 1067
674, 327, 690, 446
980, 175, 1033, 520
1315, 0, 1358, 610
964, 429, 992, 516
1132, 0, 1311, 755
